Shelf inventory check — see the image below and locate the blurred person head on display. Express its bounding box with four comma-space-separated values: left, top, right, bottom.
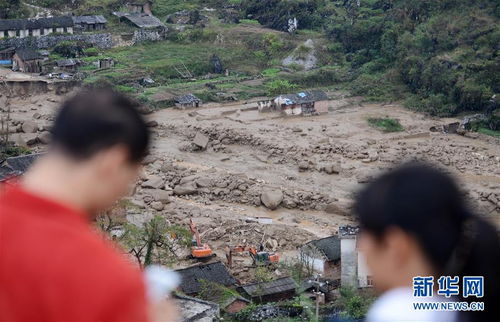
355, 163, 499, 321
22, 88, 150, 215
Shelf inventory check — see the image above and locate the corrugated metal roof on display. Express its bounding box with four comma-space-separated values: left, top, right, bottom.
241, 277, 297, 297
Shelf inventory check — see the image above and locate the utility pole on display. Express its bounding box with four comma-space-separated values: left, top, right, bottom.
315, 273, 322, 322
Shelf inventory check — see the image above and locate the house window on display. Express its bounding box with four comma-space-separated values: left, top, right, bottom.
367, 275, 374, 287
16, 30, 20, 37
40, 28, 44, 35
28, 29, 33, 36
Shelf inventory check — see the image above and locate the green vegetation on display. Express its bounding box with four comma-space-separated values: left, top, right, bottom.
368, 117, 404, 132
198, 280, 242, 306
0, 0, 29, 18
266, 79, 298, 96
468, 110, 500, 137
244, 0, 499, 116
118, 215, 191, 267
337, 286, 375, 320
0, 144, 31, 160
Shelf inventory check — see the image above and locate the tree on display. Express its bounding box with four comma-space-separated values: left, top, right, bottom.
119, 216, 191, 267
0, 0, 28, 19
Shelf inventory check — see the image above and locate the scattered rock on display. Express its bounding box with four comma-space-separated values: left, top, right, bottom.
261, 190, 283, 210
195, 178, 212, 188
173, 181, 198, 195
22, 120, 38, 133
142, 155, 158, 165
146, 120, 158, 127
193, 132, 209, 150
142, 175, 165, 189
150, 201, 164, 211
38, 132, 51, 144
298, 161, 309, 172
143, 189, 171, 204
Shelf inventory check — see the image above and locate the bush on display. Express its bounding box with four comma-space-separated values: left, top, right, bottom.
84, 47, 99, 57
368, 117, 404, 132
337, 287, 375, 320
265, 79, 298, 96
53, 41, 86, 58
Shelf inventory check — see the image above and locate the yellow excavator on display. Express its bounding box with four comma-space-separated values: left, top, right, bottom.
188, 219, 216, 260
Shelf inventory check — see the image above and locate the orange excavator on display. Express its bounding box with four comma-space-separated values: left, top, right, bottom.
189, 219, 215, 260
225, 244, 279, 268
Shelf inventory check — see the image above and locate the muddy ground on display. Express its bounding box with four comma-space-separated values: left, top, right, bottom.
3, 85, 499, 281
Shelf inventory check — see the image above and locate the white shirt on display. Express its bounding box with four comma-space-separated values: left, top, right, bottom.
366, 287, 458, 322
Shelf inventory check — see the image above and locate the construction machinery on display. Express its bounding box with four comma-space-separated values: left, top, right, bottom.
225, 244, 279, 268
188, 219, 215, 260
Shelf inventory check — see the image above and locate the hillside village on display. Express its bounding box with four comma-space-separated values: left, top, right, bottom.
1, 1, 499, 321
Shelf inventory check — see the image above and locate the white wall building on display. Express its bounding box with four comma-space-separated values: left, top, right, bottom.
0, 16, 74, 39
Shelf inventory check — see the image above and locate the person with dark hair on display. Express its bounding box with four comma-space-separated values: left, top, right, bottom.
0, 89, 175, 321
355, 163, 499, 322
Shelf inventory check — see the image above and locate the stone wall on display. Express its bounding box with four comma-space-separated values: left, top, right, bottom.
0, 33, 113, 49
132, 29, 166, 44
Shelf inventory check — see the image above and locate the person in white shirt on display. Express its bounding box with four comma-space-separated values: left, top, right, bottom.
353, 163, 499, 322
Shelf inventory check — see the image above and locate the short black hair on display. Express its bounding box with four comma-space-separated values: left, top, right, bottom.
51, 88, 150, 163
355, 162, 500, 322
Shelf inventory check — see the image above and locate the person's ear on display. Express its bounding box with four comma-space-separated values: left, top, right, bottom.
93, 145, 130, 176
385, 226, 413, 268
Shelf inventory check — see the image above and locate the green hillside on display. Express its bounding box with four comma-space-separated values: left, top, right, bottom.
3, 0, 499, 120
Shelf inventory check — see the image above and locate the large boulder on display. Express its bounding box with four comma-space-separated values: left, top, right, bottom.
193, 132, 209, 150
143, 189, 171, 204
173, 181, 198, 195
22, 120, 38, 133
142, 175, 164, 189
261, 190, 284, 210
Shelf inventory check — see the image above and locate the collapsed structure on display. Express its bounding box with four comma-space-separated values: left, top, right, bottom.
175, 94, 202, 109
258, 90, 329, 116
300, 235, 341, 278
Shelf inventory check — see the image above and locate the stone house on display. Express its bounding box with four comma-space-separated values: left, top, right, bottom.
72, 15, 107, 32
300, 235, 341, 278
0, 47, 15, 65
116, 12, 165, 29
12, 48, 43, 73
174, 93, 202, 109
259, 90, 329, 116
0, 16, 74, 39
221, 296, 250, 314
238, 277, 297, 303
339, 225, 373, 288
56, 59, 81, 72
127, 0, 153, 15
98, 58, 114, 69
